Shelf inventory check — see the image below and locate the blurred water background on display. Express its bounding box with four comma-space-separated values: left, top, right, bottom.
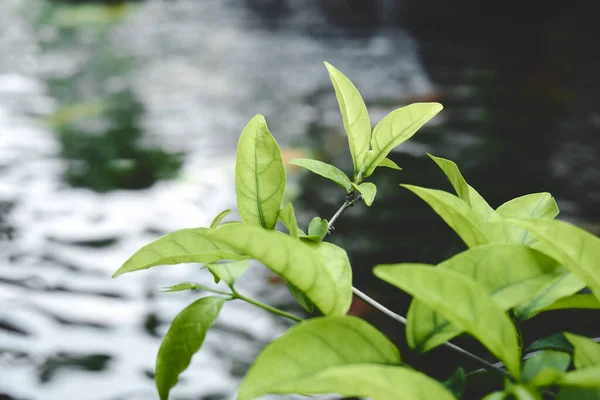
1, 1, 599, 399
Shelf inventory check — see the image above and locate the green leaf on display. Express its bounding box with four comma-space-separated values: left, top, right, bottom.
482, 391, 507, 400
287, 282, 315, 313
564, 333, 600, 369
363, 103, 443, 178
522, 350, 571, 383
288, 158, 352, 193
374, 265, 521, 377
559, 366, 600, 388
443, 367, 466, 399
207, 260, 249, 287
238, 315, 402, 400
351, 182, 377, 206
406, 244, 564, 352
508, 384, 544, 400
324, 62, 371, 177
497, 193, 559, 220
558, 387, 600, 400
506, 218, 600, 302
528, 368, 567, 388
160, 282, 202, 293
155, 296, 224, 400
543, 294, 600, 312
247, 364, 456, 400
235, 114, 286, 230
205, 224, 352, 315
378, 157, 402, 170
401, 184, 492, 247
513, 272, 586, 320
210, 209, 232, 228
497, 193, 559, 245
427, 154, 498, 222
112, 228, 248, 277
278, 203, 302, 238
527, 333, 574, 354
307, 217, 328, 240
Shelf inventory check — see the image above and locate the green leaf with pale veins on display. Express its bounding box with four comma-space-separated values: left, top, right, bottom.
237, 316, 403, 400
378, 157, 402, 170
324, 62, 371, 178
351, 182, 377, 206
112, 228, 248, 277
507, 218, 600, 302
497, 193, 559, 245
307, 217, 328, 240
289, 158, 352, 193
527, 333, 574, 354
542, 294, 600, 312
210, 209, 232, 228
406, 244, 564, 352
401, 184, 492, 247
362, 103, 443, 178
245, 364, 455, 400
235, 114, 286, 230
155, 296, 224, 400
427, 154, 499, 222
205, 224, 352, 315
564, 333, 600, 369
374, 265, 521, 378
278, 203, 302, 238
207, 260, 249, 287
513, 272, 585, 320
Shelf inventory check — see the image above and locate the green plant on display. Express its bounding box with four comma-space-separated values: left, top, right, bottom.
112, 62, 600, 399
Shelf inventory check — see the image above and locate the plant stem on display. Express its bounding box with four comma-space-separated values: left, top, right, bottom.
327, 191, 362, 234
233, 290, 304, 323
330, 198, 511, 379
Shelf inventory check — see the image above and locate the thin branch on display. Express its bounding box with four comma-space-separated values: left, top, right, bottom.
352, 286, 406, 324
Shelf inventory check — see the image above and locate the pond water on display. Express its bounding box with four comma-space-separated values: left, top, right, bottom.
1, 1, 599, 399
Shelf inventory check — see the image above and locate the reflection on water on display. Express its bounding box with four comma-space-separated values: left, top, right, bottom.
0, 1, 433, 399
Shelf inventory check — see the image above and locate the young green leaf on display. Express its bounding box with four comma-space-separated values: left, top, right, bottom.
401, 184, 491, 247
427, 154, 498, 222
155, 296, 224, 400
112, 228, 248, 277
278, 203, 302, 238
406, 244, 564, 352
542, 294, 600, 312
237, 316, 401, 400
378, 157, 402, 170
307, 217, 328, 240
160, 282, 202, 293
497, 193, 559, 245
324, 62, 371, 177
247, 364, 455, 400
513, 272, 586, 320
557, 387, 600, 400
559, 366, 600, 388
288, 158, 352, 193
508, 384, 544, 400
482, 391, 506, 400
287, 282, 315, 313
351, 182, 377, 206
522, 350, 571, 383
362, 103, 443, 178
374, 265, 521, 377
205, 224, 352, 315
564, 333, 600, 369
210, 209, 232, 228
207, 260, 249, 287
235, 114, 286, 230
507, 218, 600, 302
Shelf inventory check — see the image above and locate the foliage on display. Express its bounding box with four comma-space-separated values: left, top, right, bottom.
113, 63, 600, 399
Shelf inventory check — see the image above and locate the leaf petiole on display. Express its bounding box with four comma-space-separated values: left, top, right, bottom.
232, 290, 304, 323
